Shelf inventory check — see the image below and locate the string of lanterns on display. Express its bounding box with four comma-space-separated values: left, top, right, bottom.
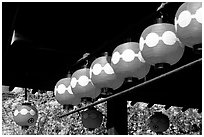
13, 2, 202, 131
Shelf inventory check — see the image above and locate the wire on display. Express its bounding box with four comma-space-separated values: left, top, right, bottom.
59, 58, 202, 118
157, 2, 169, 11
76, 53, 90, 63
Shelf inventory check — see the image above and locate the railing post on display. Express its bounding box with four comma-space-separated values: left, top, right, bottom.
107, 96, 127, 135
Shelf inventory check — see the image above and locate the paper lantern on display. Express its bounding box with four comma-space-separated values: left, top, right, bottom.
175, 2, 202, 48
70, 68, 101, 99
111, 42, 150, 79
13, 103, 38, 128
54, 77, 80, 106
90, 55, 124, 90
81, 107, 103, 129
139, 23, 184, 66
148, 112, 170, 133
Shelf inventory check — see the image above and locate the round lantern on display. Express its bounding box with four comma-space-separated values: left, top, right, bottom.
54, 77, 81, 107
70, 68, 101, 99
13, 103, 38, 129
90, 54, 124, 90
175, 2, 202, 48
139, 23, 184, 66
81, 107, 103, 129
111, 42, 150, 79
148, 112, 170, 133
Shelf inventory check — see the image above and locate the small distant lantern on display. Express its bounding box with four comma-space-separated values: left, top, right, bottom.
81, 107, 103, 130
139, 23, 184, 67
13, 102, 38, 130
90, 53, 124, 90
111, 42, 150, 80
147, 112, 170, 134
175, 2, 202, 49
70, 68, 101, 100
55, 77, 81, 109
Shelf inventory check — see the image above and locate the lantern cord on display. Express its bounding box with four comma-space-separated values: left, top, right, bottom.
157, 2, 169, 11
59, 58, 202, 118
76, 53, 90, 64
84, 60, 89, 68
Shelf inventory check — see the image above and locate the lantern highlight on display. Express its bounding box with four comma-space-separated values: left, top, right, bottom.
175, 2, 202, 48
111, 42, 150, 79
139, 23, 184, 66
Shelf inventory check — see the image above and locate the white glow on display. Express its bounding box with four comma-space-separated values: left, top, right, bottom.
20, 108, 28, 115
139, 37, 145, 51
11, 30, 16, 45
174, 17, 178, 32
162, 31, 177, 45
14, 109, 36, 116
137, 51, 146, 63
195, 8, 202, 24
92, 63, 102, 75
89, 68, 93, 78
71, 77, 77, 88
91, 63, 116, 75
14, 110, 19, 116
30, 109, 36, 116
122, 49, 135, 62
57, 84, 66, 94
103, 63, 114, 74
78, 75, 90, 87
145, 33, 159, 47
177, 7, 202, 28
178, 10, 192, 27
111, 51, 120, 64
111, 49, 146, 64
54, 86, 57, 96
142, 31, 179, 48
67, 86, 73, 94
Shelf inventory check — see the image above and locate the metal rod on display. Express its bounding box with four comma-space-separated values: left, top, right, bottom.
59, 58, 202, 118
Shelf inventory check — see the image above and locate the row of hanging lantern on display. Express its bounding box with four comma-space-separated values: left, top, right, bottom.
13, 2, 202, 131
54, 1, 202, 108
